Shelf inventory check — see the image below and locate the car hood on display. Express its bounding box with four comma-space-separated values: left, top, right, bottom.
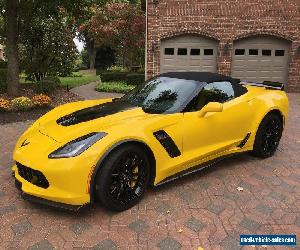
36, 98, 155, 143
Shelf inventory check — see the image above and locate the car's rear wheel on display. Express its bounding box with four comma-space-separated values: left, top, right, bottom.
252, 113, 283, 158
94, 144, 150, 211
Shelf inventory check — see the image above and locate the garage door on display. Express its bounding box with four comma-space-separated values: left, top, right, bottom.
160, 35, 218, 74
232, 36, 290, 83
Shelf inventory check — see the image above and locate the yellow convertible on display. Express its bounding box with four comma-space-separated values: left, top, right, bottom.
12, 72, 289, 211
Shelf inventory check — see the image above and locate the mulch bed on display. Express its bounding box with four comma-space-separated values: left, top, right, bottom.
0, 84, 83, 124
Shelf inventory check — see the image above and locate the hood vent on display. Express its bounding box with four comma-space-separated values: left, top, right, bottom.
57, 101, 136, 126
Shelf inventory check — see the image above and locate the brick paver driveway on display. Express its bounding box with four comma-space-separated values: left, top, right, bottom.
0, 94, 299, 250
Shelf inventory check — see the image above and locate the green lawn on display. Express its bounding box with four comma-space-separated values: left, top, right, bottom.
95, 81, 135, 94
20, 71, 99, 89
59, 74, 99, 88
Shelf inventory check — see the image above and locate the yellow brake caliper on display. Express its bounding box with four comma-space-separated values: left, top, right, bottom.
129, 166, 139, 188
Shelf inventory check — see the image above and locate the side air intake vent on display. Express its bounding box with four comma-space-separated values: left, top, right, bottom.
153, 130, 181, 158
238, 132, 251, 148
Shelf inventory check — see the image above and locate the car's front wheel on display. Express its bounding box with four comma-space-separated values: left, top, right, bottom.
94, 144, 150, 211
252, 113, 283, 158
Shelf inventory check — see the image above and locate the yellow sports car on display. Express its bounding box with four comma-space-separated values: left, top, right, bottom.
13, 72, 289, 211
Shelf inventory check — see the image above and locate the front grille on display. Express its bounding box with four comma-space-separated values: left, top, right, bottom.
16, 162, 49, 189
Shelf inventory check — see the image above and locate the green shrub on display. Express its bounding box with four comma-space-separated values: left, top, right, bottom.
43, 76, 61, 85
70, 72, 83, 77
108, 66, 126, 72
11, 96, 33, 111
76, 64, 88, 71
95, 46, 116, 70
96, 68, 104, 76
35, 76, 61, 94
0, 61, 8, 69
0, 69, 7, 93
100, 71, 128, 82
125, 73, 145, 85
95, 81, 135, 94
98, 71, 145, 85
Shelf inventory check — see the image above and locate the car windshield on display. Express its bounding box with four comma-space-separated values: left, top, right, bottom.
119, 77, 200, 114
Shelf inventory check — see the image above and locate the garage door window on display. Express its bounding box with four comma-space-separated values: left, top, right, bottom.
231, 36, 290, 84
161, 36, 218, 74
235, 49, 245, 55
204, 49, 214, 55
178, 48, 188, 55
262, 49, 272, 56
275, 50, 285, 56
164, 48, 174, 55
249, 49, 259, 56
190, 49, 200, 55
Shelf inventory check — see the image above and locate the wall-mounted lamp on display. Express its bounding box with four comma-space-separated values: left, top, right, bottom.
224, 42, 231, 53
152, 42, 159, 52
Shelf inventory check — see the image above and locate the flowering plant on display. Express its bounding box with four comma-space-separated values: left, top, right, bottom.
32, 94, 52, 107
11, 96, 33, 111
0, 98, 10, 111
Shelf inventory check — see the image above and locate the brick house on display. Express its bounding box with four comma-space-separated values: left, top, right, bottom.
146, 0, 300, 92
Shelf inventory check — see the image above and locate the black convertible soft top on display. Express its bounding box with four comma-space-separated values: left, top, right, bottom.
160, 72, 240, 84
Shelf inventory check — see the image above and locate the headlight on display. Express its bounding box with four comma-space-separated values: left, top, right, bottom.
48, 132, 107, 159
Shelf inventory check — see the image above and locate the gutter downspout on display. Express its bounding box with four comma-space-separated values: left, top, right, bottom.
145, 0, 148, 81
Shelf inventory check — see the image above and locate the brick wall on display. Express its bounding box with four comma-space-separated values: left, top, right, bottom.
146, 0, 300, 92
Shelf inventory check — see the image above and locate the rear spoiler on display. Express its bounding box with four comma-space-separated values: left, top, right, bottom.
240, 81, 285, 91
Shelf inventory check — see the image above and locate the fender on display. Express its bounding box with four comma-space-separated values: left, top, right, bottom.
246, 89, 288, 146
89, 139, 156, 203
250, 106, 286, 148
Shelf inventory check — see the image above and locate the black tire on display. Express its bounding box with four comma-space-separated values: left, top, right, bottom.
252, 113, 283, 158
94, 144, 151, 211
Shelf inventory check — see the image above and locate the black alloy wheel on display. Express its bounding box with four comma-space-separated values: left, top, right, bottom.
253, 113, 283, 158
95, 144, 150, 211
109, 152, 146, 205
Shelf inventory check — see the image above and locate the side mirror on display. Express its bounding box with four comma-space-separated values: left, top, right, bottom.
198, 102, 223, 117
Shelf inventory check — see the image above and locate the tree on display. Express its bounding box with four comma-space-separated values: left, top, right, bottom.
19, 10, 77, 81
5, 0, 19, 96
2, 0, 96, 95
79, 2, 145, 70
78, 0, 145, 70
74, 0, 110, 70
0, 0, 145, 95
95, 46, 116, 70
141, 0, 145, 11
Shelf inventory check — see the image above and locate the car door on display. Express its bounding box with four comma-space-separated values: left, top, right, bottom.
182, 81, 253, 164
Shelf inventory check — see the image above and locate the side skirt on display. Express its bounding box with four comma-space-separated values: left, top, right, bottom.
154, 151, 249, 187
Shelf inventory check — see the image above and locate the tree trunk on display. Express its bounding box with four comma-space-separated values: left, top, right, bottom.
6, 0, 19, 96
87, 38, 96, 69
89, 48, 96, 69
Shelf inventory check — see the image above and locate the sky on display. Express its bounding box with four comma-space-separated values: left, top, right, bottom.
73, 37, 84, 52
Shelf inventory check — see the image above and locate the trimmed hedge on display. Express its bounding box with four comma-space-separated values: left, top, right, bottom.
96, 68, 105, 76
100, 71, 128, 82
95, 81, 135, 94
0, 68, 7, 93
99, 71, 144, 85
125, 73, 144, 85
